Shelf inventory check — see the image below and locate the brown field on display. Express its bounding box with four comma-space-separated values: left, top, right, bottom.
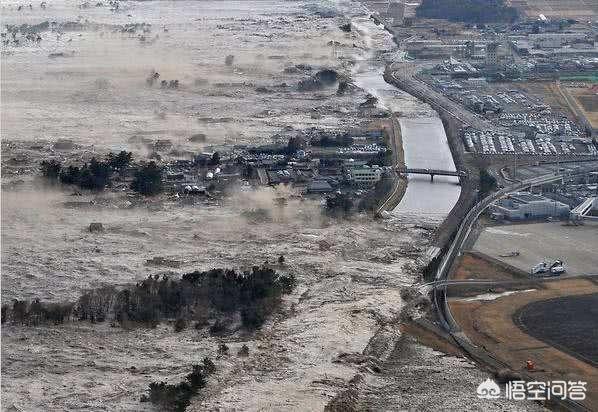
517, 82, 577, 120
510, 0, 598, 19
450, 266, 598, 411
567, 87, 598, 130
452, 251, 528, 281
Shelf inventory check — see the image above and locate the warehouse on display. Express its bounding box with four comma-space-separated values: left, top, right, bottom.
490, 192, 570, 220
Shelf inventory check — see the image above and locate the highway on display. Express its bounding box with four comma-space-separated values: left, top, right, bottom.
388, 63, 498, 131
420, 273, 598, 292
426, 167, 596, 412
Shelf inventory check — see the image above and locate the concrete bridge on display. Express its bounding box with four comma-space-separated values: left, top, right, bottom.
395, 166, 467, 182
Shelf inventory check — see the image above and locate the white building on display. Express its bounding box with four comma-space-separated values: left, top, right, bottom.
349, 165, 382, 186
490, 192, 570, 220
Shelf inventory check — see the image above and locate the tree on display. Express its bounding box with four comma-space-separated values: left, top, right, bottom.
325, 192, 354, 216
209, 152, 220, 166
40, 159, 62, 179
237, 344, 250, 357
59, 165, 82, 185
145, 360, 214, 412
79, 158, 111, 190
106, 151, 133, 174
173, 318, 187, 332
479, 168, 497, 196
278, 255, 285, 265
131, 161, 163, 196
286, 136, 305, 155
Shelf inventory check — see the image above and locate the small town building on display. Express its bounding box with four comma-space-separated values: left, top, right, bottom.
349, 165, 382, 186
306, 179, 334, 194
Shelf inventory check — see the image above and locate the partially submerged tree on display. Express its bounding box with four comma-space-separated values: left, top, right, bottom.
131, 161, 163, 195
325, 192, 354, 217
209, 152, 221, 166
79, 158, 111, 190
106, 150, 133, 174
40, 159, 61, 179
143, 358, 215, 411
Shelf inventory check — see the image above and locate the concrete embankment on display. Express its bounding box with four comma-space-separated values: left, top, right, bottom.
383, 67, 479, 260
376, 116, 407, 214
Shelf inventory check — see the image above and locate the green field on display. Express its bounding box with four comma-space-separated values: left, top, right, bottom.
560, 72, 598, 83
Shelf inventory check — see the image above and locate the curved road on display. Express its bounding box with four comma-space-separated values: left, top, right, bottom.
433, 166, 598, 331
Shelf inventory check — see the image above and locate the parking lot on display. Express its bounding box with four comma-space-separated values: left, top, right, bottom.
474, 221, 598, 276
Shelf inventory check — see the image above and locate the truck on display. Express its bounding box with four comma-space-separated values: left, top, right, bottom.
531, 261, 548, 275
531, 260, 565, 276
550, 260, 565, 275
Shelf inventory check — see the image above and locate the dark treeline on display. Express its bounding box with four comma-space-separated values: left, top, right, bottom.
141, 357, 216, 411
40, 151, 163, 195
416, 0, 519, 23
479, 168, 497, 197
2, 266, 296, 331
310, 134, 354, 148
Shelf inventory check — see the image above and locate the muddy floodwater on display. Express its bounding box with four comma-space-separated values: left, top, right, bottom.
1, 1, 536, 411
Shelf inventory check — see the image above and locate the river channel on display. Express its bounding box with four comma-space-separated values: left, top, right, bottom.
351, 15, 461, 223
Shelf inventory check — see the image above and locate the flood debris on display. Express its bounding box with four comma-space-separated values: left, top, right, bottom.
145, 256, 182, 268
88, 222, 104, 232
297, 68, 340, 92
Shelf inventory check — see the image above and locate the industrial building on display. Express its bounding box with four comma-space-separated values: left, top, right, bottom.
528, 33, 590, 49
490, 192, 570, 221
485, 42, 501, 67
570, 197, 598, 222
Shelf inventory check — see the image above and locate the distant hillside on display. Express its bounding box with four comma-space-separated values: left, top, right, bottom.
416, 0, 519, 23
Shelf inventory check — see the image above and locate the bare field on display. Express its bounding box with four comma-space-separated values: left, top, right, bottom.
452, 252, 527, 281
510, 0, 598, 19
566, 87, 598, 130
474, 222, 598, 277
450, 277, 598, 411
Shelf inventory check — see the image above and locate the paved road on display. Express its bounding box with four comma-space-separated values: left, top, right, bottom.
421, 273, 598, 291
388, 63, 497, 130
376, 116, 405, 215
433, 165, 598, 331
